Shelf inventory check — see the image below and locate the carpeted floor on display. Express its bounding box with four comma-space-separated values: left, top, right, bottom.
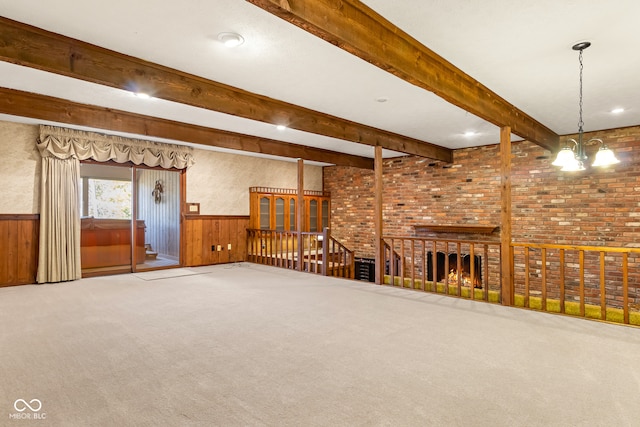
1, 263, 639, 426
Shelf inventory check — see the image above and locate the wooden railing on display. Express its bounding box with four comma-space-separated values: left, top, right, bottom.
247, 228, 354, 278
249, 187, 330, 197
323, 234, 355, 278
382, 236, 502, 303
511, 243, 640, 325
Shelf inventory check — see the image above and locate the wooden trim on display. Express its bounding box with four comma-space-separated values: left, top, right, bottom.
0, 16, 450, 161
511, 242, 640, 253
374, 146, 383, 285
184, 215, 250, 220
0, 88, 374, 169
414, 225, 498, 234
0, 214, 39, 220
297, 159, 304, 271
500, 126, 513, 306
247, 0, 559, 152
249, 187, 330, 197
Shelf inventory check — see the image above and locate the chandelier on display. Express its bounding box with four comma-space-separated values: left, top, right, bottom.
552, 42, 620, 171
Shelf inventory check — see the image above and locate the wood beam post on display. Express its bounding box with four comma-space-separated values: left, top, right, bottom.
0, 16, 452, 161
297, 159, 304, 271
500, 126, 513, 305
374, 146, 384, 285
247, 0, 559, 152
0, 88, 374, 169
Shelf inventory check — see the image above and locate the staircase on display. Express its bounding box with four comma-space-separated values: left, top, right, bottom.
144, 243, 158, 260
247, 228, 355, 279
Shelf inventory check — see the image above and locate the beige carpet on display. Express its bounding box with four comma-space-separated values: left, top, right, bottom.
1, 263, 640, 426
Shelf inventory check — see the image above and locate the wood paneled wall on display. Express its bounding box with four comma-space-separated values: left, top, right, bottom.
1, 214, 251, 285
183, 215, 249, 266
0, 214, 39, 286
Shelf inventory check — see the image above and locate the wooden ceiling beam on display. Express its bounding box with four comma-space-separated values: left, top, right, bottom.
0, 16, 451, 162
0, 88, 374, 169
247, 0, 560, 152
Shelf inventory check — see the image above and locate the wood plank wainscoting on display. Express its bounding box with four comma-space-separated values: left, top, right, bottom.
0, 214, 39, 287
183, 215, 249, 267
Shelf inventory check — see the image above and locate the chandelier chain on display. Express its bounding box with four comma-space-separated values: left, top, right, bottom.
578, 49, 584, 133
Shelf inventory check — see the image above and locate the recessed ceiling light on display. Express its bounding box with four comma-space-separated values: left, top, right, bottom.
217, 32, 244, 48
134, 92, 151, 100
276, 125, 287, 131
611, 107, 625, 114
464, 131, 476, 137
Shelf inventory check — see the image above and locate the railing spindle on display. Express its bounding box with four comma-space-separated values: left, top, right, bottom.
390, 238, 396, 286
411, 240, 416, 290
444, 242, 449, 296
579, 250, 585, 317
483, 244, 489, 301
541, 248, 547, 311
456, 242, 462, 297
470, 243, 475, 300
432, 241, 438, 293
524, 247, 530, 308
559, 249, 565, 314
623, 253, 629, 324
400, 239, 405, 287
421, 240, 426, 291
600, 251, 606, 321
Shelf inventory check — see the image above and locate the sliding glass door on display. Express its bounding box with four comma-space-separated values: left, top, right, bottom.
80, 163, 134, 276
79, 162, 182, 276
134, 168, 181, 271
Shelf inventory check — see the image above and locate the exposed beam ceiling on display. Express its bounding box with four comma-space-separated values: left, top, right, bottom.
0, 16, 452, 163
0, 88, 374, 169
247, 0, 560, 152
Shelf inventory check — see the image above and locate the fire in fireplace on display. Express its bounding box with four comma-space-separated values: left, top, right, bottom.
427, 252, 482, 288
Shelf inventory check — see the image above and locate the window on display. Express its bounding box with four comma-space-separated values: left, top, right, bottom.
289, 198, 296, 230
80, 163, 133, 219
322, 200, 329, 231
275, 198, 285, 231
260, 197, 271, 229
309, 199, 318, 232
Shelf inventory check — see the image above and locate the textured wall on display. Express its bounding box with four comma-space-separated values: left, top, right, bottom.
0, 122, 41, 213
0, 121, 322, 216
187, 149, 323, 215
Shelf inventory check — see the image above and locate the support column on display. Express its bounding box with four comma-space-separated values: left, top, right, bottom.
500, 126, 513, 305
297, 158, 304, 271
374, 146, 384, 284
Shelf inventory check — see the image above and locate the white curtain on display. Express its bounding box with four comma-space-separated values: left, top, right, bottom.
36, 125, 194, 283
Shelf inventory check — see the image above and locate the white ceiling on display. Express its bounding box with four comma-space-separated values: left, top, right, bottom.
0, 0, 638, 164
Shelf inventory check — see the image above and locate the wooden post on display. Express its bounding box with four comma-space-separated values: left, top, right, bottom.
374, 146, 384, 284
297, 159, 304, 271
322, 227, 329, 276
500, 126, 513, 305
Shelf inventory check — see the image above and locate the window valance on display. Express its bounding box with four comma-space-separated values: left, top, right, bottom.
37, 125, 194, 169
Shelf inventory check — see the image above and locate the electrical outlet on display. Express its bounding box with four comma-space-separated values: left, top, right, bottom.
217, 245, 222, 251
227, 243, 232, 250
211, 245, 215, 251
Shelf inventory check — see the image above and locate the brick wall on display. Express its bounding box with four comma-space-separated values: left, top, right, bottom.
325, 126, 640, 306
325, 126, 640, 257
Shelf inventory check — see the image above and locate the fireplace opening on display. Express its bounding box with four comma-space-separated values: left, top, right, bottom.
427, 251, 482, 288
